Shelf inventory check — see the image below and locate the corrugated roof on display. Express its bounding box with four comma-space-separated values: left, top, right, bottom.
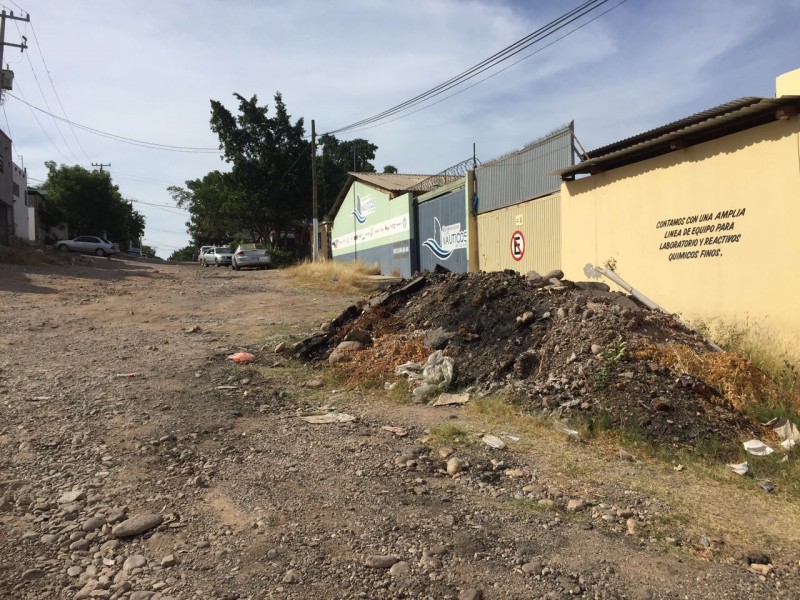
326, 172, 435, 220
558, 96, 800, 179
347, 172, 433, 192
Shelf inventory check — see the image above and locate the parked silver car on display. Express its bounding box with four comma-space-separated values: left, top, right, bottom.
57, 236, 119, 257
231, 243, 272, 270
201, 246, 234, 267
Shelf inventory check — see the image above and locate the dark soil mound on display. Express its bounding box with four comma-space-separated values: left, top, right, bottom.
296, 269, 760, 447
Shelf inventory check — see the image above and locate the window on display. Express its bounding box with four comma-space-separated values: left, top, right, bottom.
13, 182, 19, 197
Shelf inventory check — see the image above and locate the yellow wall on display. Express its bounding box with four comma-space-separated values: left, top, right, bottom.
776, 67, 800, 96
562, 117, 800, 334
478, 192, 561, 274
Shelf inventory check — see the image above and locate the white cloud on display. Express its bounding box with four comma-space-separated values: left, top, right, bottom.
4, 0, 799, 255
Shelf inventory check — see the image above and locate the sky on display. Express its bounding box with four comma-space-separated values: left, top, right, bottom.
2, 0, 799, 258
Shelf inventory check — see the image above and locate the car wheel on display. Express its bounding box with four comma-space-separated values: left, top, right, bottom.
58, 244, 69, 252
215, 262, 221, 268
95, 248, 106, 257
203, 261, 208, 267
232, 262, 238, 271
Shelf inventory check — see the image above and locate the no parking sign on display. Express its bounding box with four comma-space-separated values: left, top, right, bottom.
510, 230, 525, 262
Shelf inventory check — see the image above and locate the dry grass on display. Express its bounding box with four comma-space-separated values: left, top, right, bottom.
338, 334, 430, 390
283, 258, 384, 295
0, 245, 70, 266
636, 315, 800, 420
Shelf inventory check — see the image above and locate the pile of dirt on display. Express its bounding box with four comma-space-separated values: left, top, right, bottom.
296, 269, 762, 447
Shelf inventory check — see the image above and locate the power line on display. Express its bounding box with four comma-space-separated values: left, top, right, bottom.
325, 0, 616, 135
16, 19, 81, 164
12, 79, 72, 162
337, 1, 628, 136
28, 20, 92, 163
5, 92, 220, 153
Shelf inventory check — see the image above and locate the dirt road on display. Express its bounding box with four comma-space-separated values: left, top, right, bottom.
0, 259, 796, 599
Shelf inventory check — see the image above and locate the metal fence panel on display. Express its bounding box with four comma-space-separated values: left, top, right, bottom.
477, 193, 561, 274
475, 125, 573, 214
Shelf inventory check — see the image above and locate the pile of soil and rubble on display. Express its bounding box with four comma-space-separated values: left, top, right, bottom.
295, 268, 761, 447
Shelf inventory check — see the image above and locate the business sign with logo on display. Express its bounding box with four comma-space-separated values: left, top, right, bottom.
351, 194, 376, 224
422, 217, 468, 261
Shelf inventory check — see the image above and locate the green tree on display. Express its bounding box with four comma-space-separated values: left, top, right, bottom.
168, 244, 198, 262
206, 92, 312, 243
168, 170, 239, 245
383, 165, 398, 174
318, 134, 378, 217
42, 162, 145, 247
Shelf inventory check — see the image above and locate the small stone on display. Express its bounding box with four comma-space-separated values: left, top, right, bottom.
112, 514, 163, 538
389, 561, 410, 576
566, 499, 585, 512
67, 566, 83, 577
626, 518, 637, 535
58, 490, 86, 503
82, 516, 106, 532
70, 539, 90, 551
447, 458, 465, 476
282, 569, 300, 584
616, 508, 635, 518
521, 562, 542, 575
747, 552, 771, 565
21, 568, 45, 581
161, 554, 177, 567
274, 342, 287, 353
328, 341, 364, 364
129, 592, 155, 600
123, 555, 147, 571
364, 555, 400, 569
750, 563, 774, 576
459, 589, 483, 600
591, 344, 603, 355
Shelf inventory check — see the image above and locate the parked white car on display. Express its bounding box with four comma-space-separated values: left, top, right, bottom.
231, 243, 272, 270
57, 236, 119, 257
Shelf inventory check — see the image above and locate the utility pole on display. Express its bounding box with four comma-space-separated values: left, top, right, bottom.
0, 10, 29, 98
92, 163, 111, 172
311, 120, 318, 262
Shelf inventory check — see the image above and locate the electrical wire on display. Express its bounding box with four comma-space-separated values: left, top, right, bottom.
326, 0, 615, 135
12, 80, 72, 162
28, 21, 93, 163
337, 0, 628, 136
5, 92, 220, 153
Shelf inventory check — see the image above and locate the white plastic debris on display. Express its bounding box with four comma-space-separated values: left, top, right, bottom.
727, 462, 749, 476
553, 420, 581, 441
482, 434, 506, 449
772, 419, 800, 447
433, 392, 469, 406
743, 439, 774, 456
298, 413, 356, 424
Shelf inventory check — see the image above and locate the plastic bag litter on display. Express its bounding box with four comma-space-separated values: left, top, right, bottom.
743, 439, 774, 456
727, 462, 749, 476
228, 352, 256, 364
396, 351, 455, 400
771, 419, 800, 449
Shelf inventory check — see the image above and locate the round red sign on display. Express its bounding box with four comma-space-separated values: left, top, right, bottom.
510, 230, 525, 261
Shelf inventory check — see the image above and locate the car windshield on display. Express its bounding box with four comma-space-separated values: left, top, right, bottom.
100, 238, 112, 244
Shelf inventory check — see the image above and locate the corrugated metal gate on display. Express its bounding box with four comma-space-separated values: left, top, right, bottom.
416, 186, 468, 273
474, 124, 573, 214
477, 192, 562, 274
